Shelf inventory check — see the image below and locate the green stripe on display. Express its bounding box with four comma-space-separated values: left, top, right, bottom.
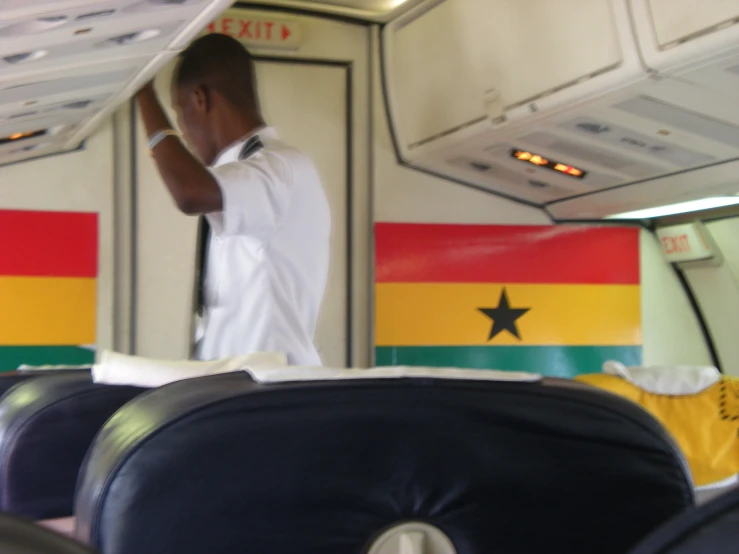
375, 346, 642, 378
0, 346, 95, 372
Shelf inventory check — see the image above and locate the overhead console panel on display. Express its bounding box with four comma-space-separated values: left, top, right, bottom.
381, 0, 739, 216
0, 0, 234, 166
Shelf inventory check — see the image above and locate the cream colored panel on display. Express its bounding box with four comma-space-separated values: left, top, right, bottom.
645, 0, 739, 47
700, 218, 739, 376
391, 0, 622, 147
682, 262, 739, 377
0, 120, 116, 353
640, 230, 712, 366
256, 61, 348, 368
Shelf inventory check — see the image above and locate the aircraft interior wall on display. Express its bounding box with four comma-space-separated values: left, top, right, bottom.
0, 120, 117, 366
681, 217, 739, 376
0, 6, 719, 374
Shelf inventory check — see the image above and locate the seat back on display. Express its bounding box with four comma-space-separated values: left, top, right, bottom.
74, 370, 693, 554
0, 513, 96, 554
630, 486, 739, 554
0, 369, 90, 400
0, 373, 144, 519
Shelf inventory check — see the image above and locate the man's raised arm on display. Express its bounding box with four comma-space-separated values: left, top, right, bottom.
136, 82, 222, 215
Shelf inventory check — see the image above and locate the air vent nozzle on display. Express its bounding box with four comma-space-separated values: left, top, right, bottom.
0, 16, 68, 37
2, 50, 47, 64
76, 10, 115, 21
97, 29, 161, 47
8, 111, 39, 119
61, 100, 93, 110
10, 143, 46, 154
124, 0, 203, 13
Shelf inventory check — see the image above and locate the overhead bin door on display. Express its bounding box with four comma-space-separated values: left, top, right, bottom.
387, 0, 627, 151
630, 0, 739, 78
642, 0, 739, 50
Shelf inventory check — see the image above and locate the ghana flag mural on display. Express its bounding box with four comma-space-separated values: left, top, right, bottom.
0, 210, 98, 371
374, 223, 642, 377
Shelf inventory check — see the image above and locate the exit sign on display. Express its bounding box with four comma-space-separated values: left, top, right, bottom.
207, 11, 302, 50
656, 223, 715, 263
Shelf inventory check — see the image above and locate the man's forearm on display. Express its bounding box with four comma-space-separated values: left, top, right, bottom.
136, 83, 222, 214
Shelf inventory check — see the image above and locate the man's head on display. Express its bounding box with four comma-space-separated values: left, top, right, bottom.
171, 33, 262, 165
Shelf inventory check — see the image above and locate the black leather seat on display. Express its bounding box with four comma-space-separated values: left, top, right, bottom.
0, 373, 145, 519
74, 372, 693, 554
629, 486, 739, 554
0, 369, 90, 400
0, 512, 96, 554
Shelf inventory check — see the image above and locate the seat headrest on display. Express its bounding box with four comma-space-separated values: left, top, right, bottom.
602, 361, 721, 395
91, 350, 287, 388
75, 372, 693, 554
0, 373, 145, 519
0, 369, 91, 400
629, 486, 739, 554
242, 365, 542, 384
0, 513, 95, 554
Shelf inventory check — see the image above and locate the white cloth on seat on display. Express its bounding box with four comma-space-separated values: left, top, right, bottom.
243, 365, 541, 384
602, 360, 720, 395
93, 350, 287, 388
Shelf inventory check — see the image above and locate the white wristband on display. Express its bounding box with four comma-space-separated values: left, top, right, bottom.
148, 129, 179, 151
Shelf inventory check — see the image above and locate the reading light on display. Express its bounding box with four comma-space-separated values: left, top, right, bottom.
510, 148, 587, 179
0, 129, 46, 145
606, 196, 739, 219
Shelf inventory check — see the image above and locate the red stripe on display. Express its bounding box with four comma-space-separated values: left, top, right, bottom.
375, 223, 640, 284
0, 210, 98, 277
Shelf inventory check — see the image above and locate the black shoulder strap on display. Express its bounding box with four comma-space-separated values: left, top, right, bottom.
238, 135, 264, 161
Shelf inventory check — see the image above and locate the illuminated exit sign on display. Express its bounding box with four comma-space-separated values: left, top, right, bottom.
206, 11, 303, 50
656, 223, 716, 263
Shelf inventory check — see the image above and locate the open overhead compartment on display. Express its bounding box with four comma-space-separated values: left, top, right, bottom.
381, 0, 739, 211
546, 159, 739, 220
0, 0, 234, 166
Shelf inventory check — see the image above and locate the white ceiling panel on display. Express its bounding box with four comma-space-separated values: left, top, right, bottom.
0, 0, 234, 166
0, 20, 186, 79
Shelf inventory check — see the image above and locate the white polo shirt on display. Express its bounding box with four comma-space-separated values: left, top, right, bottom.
194, 127, 330, 365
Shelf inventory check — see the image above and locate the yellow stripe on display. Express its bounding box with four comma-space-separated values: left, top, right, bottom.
0, 276, 96, 346
375, 283, 641, 346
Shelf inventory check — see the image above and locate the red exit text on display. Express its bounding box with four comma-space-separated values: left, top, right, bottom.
661, 234, 691, 254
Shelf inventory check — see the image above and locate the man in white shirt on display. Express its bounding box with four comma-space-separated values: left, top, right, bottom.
136, 33, 330, 365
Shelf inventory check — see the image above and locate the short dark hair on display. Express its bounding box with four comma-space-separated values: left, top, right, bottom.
173, 33, 260, 112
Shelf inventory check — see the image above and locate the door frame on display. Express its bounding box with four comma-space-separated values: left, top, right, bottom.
254, 55, 354, 367
129, 56, 355, 366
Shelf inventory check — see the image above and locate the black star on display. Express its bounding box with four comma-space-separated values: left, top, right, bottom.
478, 288, 530, 341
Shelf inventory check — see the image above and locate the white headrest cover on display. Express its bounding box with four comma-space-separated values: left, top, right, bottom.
603, 360, 720, 395
93, 350, 287, 388
244, 365, 541, 384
